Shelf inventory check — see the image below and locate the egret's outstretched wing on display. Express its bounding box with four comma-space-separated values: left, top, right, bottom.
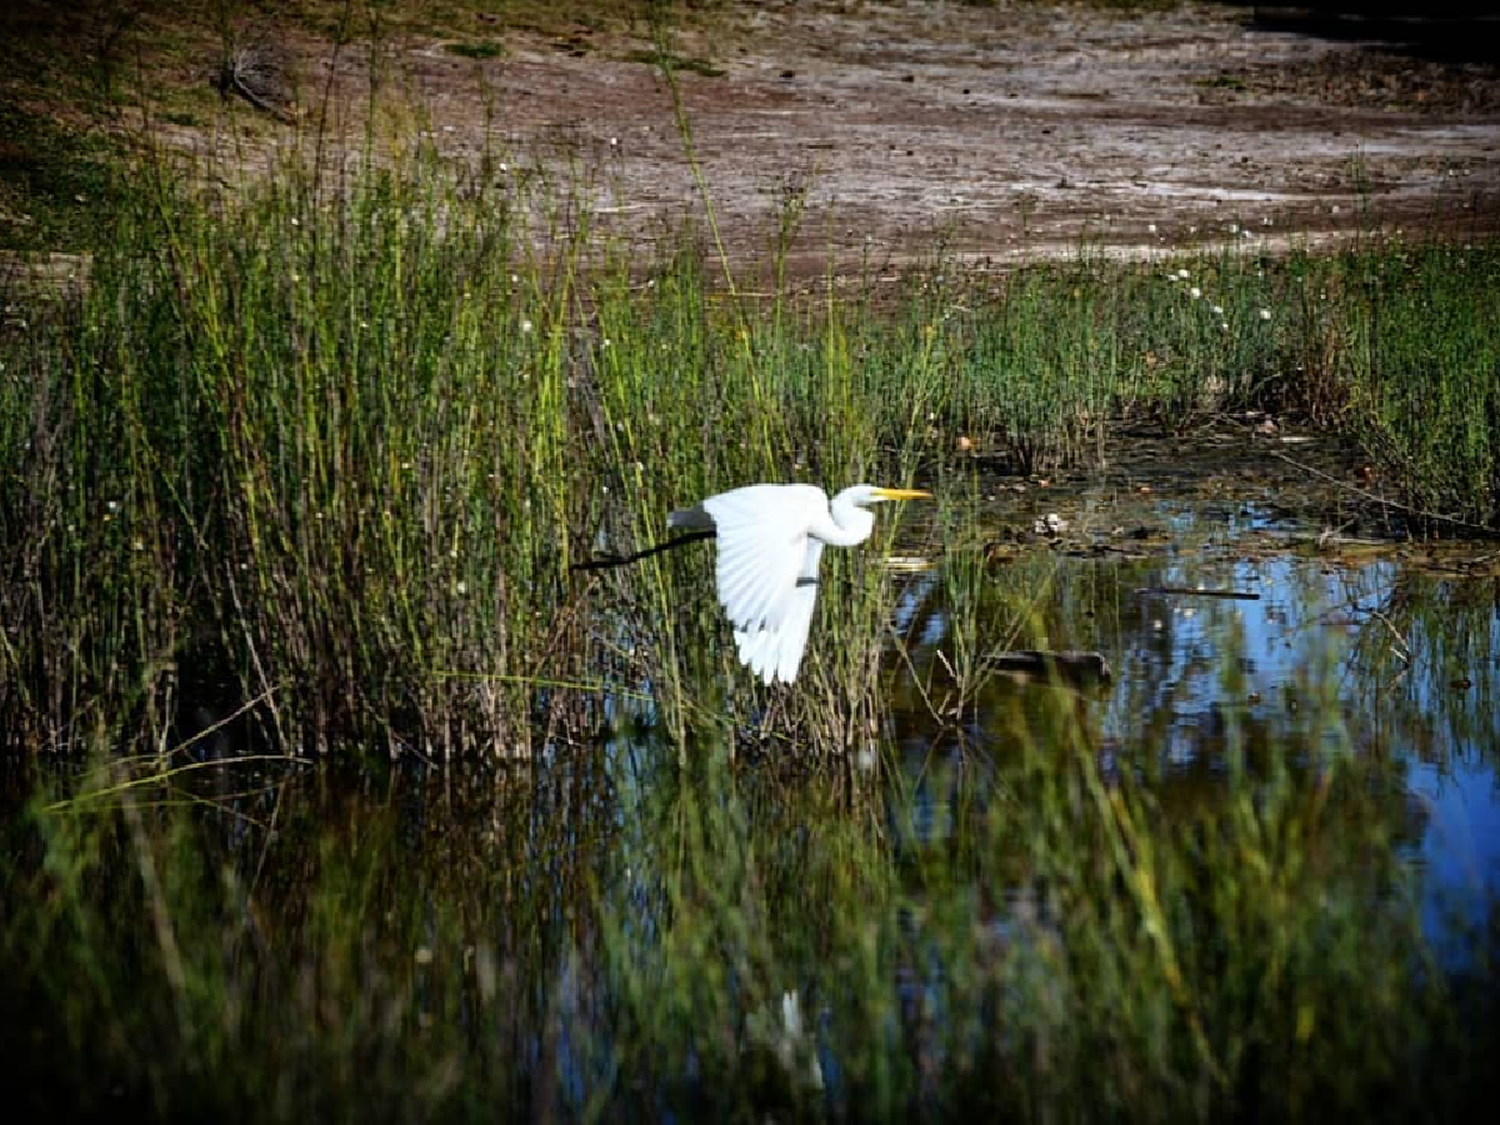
701, 485, 821, 638
664, 480, 929, 685
735, 539, 824, 684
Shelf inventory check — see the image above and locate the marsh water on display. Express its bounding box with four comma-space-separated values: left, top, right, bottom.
6, 459, 1500, 1120
897, 530, 1500, 965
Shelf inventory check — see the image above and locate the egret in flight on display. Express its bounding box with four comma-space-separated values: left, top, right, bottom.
667, 483, 932, 684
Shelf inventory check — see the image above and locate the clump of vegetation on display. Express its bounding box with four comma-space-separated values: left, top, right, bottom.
3, 6, 1496, 1124
0, 143, 947, 760
3, 133, 1499, 759
443, 40, 506, 60
214, 38, 299, 121
1342, 240, 1500, 529
0, 104, 129, 251
623, 47, 725, 78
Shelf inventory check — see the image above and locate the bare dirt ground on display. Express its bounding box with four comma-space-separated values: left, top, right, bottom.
5, 0, 1499, 287
322, 1, 1500, 277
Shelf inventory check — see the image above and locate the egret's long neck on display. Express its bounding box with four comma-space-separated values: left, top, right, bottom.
815, 491, 877, 548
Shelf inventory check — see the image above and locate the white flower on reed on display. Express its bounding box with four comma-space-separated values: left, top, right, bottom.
1177, 268, 1190, 280
746, 990, 823, 1091
520, 318, 533, 334
1189, 286, 1202, 299
1259, 308, 1272, 321
1211, 304, 1224, 316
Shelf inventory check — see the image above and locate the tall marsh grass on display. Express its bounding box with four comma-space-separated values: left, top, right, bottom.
2, 141, 1499, 759
0, 147, 949, 759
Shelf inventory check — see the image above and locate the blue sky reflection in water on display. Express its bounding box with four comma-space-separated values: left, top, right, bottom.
894, 545, 1500, 968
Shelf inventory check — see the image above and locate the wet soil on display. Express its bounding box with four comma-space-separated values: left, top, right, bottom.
964, 418, 1500, 574
349, 1, 1500, 277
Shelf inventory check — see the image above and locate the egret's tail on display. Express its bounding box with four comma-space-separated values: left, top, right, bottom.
667, 504, 714, 531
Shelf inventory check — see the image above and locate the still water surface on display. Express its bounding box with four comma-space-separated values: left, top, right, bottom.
892, 541, 1500, 969
7, 501, 1499, 1118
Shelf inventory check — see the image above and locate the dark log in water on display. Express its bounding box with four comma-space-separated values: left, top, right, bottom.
985, 650, 1114, 688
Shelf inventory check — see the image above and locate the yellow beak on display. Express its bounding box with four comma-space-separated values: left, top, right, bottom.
872, 487, 933, 501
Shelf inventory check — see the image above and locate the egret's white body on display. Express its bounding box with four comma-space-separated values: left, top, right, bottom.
668, 483, 930, 684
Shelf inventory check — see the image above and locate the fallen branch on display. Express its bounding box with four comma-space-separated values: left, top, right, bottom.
1136, 586, 1260, 601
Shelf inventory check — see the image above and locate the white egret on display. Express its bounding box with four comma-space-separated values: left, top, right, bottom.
667, 483, 932, 684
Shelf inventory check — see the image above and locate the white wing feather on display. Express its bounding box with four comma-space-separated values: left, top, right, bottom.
736, 539, 823, 684
700, 485, 828, 684
702, 485, 817, 635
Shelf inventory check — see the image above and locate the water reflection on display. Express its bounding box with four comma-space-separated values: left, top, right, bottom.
6, 533, 1500, 1118
891, 545, 1500, 960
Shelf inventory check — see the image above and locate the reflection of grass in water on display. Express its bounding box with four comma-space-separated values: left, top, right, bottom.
3, 677, 1494, 1120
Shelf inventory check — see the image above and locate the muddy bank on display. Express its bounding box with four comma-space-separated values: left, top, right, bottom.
349, 1, 1500, 276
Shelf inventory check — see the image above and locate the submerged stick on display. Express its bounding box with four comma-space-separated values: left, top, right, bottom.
1135, 586, 1260, 601
986, 650, 1114, 687
571, 529, 716, 572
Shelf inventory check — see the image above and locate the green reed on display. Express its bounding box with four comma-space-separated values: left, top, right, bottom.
1340, 240, 1500, 527
3, 139, 1500, 758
